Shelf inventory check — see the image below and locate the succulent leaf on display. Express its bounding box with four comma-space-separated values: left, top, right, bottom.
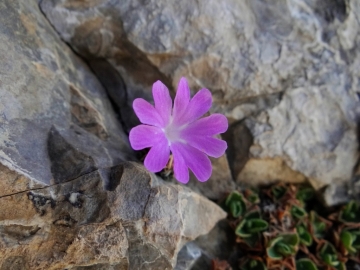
318, 241, 345, 270
296, 186, 315, 202
266, 233, 299, 260
225, 191, 246, 218
297, 223, 313, 246
340, 229, 360, 254
339, 200, 360, 223
235, 211, 268, 238
296, 259, 318, 270
291, 205, 307, 220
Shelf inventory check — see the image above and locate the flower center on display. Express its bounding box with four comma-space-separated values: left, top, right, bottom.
164, 123, 181, 144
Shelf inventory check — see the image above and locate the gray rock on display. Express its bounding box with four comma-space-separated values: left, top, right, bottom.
41, 0, 360, 193
174, 243, 202, 270
0, 0, 134, 190
0, 162, 226, 269
190, 220, 237, 270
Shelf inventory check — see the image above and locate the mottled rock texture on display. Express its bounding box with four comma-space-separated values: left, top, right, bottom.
0, 162, 226, 269
41, 0, 360, 191
0, 0, 226, 269
0, 0, 134, 187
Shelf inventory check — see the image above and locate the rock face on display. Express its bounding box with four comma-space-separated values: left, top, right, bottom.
0, 162, 226, 269
41, 0, 360, 191
0, 0, 134, 188
0, 1, 226, 269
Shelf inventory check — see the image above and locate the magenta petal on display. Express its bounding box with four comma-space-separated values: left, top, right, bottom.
182, 114, 228, 136
172, 142, 212, 182
133, 98, 164, 127
170, 143, 189, 183
152, 80, 172, 125
174, 88, 212, 125
129, 125, 163, 150
181, 135, 227, 158
144, 136, 170, 172
173, 77, 191, 121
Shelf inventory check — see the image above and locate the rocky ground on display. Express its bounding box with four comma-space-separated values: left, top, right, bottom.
0, 0, 359, 269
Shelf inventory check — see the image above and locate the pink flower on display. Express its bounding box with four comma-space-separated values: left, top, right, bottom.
129, 77, 228, 184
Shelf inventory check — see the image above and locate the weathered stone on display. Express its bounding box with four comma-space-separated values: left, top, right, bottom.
0, 162, 226, 269
237, 157, 307, 186
0, 0, 134, 188
41, 0, 360, 191
190, 220, 238, 270
174, 243, 202, 270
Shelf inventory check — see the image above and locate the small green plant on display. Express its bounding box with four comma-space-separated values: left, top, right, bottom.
296, 223, 312, 246
222, 183, 359, 270
235, 210, 268, 247
296, 186, 315, 202
318, 241, 346, 270
236, 211, 269, 238
340, 229, 360, 254
271, 185, 287, 200
296, 258, 318, 270
266, 233, 299, 260
225, 191, 246, 218
310, 211, 329, 241
290, 205, 307, 220
339, 200, 360, 224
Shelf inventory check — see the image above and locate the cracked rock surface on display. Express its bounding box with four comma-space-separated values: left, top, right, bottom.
41, 0, 360, 191
0, 162, 226, 269
0, 0, 226, 269
0, 0, 134, 188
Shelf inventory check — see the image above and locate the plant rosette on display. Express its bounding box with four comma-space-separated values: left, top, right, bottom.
338, 201, 360, 226
235, 210, 268, 248
316, 240, 347, 270
310, 211, 333, 243
333, 225, 360, 260
266, 232, 299, 261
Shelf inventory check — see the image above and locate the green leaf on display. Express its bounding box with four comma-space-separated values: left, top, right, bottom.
296, 186, 315, 202
281, 233, 300, 246
240, 259, 267, 270
276, 242, 295, 256
225, 191, 246, 218
266, 233, 299, 260
340, 229, 360, 254
341, 230, 356, 253
246, 219, 269, 233
267, 246, 283, 260
296, 259, 318, 270
291, 205, 307, 220
296, 223, 313, 246
272, 185, 287, 200
235, 219, 252, 238
235, 211, 268, 238
230, 201, 244, 218
339, 200, 360, 223
243, 233, 261, 247
310, 211, 327, 239
319, 241, 345, 270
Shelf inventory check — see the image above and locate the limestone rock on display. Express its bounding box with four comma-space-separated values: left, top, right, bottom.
0, 0, 134, 189
0, 162, 226, 269
41, 0, 360, 191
